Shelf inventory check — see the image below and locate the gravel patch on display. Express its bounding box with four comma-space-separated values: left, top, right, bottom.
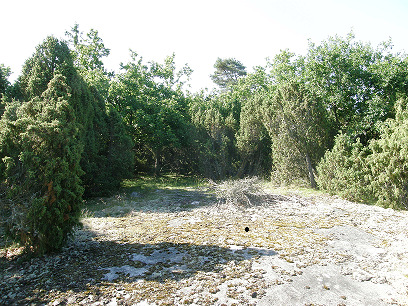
1, 188, 407, 305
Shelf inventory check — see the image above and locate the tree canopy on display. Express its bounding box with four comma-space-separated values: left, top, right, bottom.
210, 57, 247, 89
0, 64, 11, 96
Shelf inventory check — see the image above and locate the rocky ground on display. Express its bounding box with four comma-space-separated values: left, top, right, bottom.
1, 184, 407, 305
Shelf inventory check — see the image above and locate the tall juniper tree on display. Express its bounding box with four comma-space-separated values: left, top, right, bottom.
0, 34, 132, 253
263, 82, 331, 188
0, 72, 84, 254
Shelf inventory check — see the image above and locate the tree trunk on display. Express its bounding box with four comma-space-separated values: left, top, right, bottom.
153, 150, 160, 177
305, 152, 317, 189
236, 157, 248, 179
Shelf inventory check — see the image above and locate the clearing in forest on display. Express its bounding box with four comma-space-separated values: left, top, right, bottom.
1, 177, 407, 305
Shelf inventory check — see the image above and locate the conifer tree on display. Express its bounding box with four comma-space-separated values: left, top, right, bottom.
0, 64, 11, 97
211, 58, 247, 90
11, 34, 133, 198
0, 36, 123, 253
263, 82, 330, 187
0, 74, 83, 253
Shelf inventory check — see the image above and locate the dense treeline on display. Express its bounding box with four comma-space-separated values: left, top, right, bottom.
1, 26, 407, 253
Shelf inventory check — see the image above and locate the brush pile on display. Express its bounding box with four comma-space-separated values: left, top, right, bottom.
209, 177, 269, 207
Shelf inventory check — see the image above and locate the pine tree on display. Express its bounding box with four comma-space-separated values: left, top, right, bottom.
210, 58, 247, 90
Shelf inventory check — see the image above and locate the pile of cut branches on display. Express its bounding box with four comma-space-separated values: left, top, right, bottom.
209, 177, 268, 207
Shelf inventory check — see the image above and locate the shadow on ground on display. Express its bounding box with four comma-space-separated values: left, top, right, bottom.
0, 235, 277, 305
84, 187, 218, 217
84, 186, 291, 218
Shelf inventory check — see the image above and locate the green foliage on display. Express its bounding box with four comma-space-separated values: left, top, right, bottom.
80, 88, 134, 197
236, 94, 271, 177
0, 37, 91, 253
368, 97, 408, 209
210, 58, 247, 89
122, 174, 206, 193
65, 25, 134, 196
65, 23, 112, 100
263, 82, 331, 188
268, 49, 303, 84
66, 23, 110, 72
0, 64, 11, 116
0, 34, 134, 253
0, 75, 83, 254
0, 64, 11, 96
150, 53, 193, 91
235, 69, 272, 177
302, 33, 408, 142
317, 133, 372, 202
317, 98, 408, 209
17, 37, 79, 102
189, 92, 239, 179
109, 51, 192, 175
191, 67, 272, 179
105, 107, 134, 186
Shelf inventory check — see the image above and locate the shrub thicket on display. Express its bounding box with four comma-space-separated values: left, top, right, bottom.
0, 36, 133, 253
317, 98, 408, 209
367, 98, 408, 209
316, 133, 372, 203
0, 75, 84, 253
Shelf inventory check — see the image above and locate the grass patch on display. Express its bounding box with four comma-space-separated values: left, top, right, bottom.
121, 174, 208, 194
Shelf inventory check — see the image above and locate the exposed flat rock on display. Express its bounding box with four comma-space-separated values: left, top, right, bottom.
1, 188, 407, 305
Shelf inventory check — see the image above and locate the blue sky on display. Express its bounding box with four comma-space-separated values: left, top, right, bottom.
1, 0, 407, 91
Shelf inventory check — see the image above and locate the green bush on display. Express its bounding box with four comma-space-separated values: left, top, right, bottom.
368, 98, 408, 209
189, 95, 239, 179
0, 75, 83, 254
81, 89, 134, 197
264, 82, 332, 188
316, 133, 373, 203
318, 98, 408, 210
0, 36, 134, 253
